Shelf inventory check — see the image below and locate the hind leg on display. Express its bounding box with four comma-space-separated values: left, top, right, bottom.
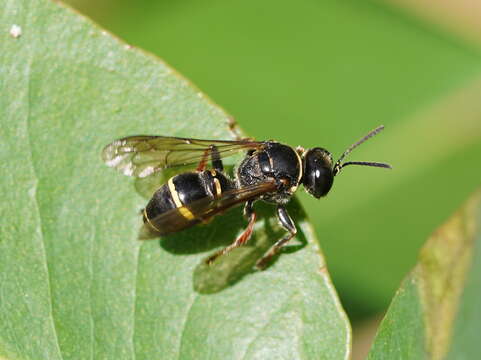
206, 200, 256, 264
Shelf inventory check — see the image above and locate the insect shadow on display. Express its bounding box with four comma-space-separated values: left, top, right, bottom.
134, 170, 307, 294
192, 199, 308, 294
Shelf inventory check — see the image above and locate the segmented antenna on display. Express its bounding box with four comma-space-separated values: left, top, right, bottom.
333, 125, 392, 176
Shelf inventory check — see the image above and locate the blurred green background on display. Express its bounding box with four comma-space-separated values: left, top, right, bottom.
65, 0, 481, 323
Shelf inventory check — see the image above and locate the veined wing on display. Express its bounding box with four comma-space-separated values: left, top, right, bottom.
102, 135, 264, 178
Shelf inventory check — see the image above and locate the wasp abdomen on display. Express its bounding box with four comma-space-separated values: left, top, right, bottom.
143, 171, 234, 235
174, 172, 211, 205
143, 185, 176, 222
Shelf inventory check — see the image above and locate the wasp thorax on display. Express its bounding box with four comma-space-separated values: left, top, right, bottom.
302, 147, 334, 198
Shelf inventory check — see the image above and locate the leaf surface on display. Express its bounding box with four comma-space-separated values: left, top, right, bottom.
0, 0, 350, 359
68, 0, 481, 316
368, 189, 481, 359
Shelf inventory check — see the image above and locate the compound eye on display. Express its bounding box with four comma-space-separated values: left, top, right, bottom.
303, 148, 334, 198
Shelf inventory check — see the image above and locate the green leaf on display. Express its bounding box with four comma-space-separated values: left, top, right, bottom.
0, 0, 350, 359
67, 0, 481, 317
368, 188, 481, 359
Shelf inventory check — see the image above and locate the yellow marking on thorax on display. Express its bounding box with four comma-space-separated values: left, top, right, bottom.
143, 208, 161, 232
168, 177, 195, 220
294, 148, 303, 183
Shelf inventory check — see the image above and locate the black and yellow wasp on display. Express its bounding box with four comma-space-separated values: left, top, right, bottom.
102, 125, 390, 269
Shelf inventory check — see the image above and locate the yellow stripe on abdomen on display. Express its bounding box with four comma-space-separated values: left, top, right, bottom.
143, 208, 161, 232
168, 177, 195, 220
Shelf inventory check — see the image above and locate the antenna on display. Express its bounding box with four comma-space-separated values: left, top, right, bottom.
333, 125, 392, 176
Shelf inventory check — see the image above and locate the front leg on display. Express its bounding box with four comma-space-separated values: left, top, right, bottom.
256, 205, 297, 270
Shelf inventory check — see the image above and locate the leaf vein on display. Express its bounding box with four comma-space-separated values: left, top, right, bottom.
88, 223, 96, 360
25, 62, 64, 360
241, 291, 298, 360
132, 244, 141, 360
176, 291, 199, 359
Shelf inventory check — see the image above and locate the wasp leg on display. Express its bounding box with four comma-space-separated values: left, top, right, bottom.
227, 116, 243, 140
226, 119, 255, 144
210, 145, 223, 172
197, 147, 211, 171
206, 200, 255, 265
256, 205, 297, 270
196, 145, 223, 172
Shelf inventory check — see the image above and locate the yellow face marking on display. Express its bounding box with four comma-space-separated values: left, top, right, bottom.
143, 208, 161, 232
168, 177, 195, 220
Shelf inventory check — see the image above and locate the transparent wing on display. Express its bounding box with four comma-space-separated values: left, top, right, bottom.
142, 181, 277, 236
102, 135, 264, 178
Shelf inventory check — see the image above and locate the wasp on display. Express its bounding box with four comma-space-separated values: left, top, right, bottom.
102, 125, 391, 269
